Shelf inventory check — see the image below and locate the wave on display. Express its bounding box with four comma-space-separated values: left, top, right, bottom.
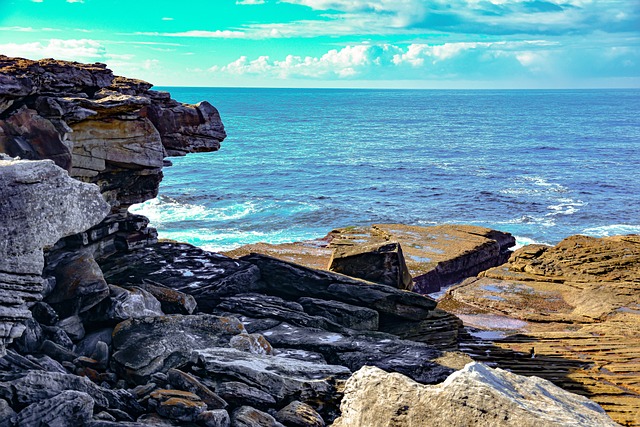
581, 224, 640, 237
130, 196, 257, 226
512, 235, 551, 250
545, 198, 585, 216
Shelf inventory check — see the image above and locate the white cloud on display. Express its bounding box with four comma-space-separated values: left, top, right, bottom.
236, 0, 265, 4
208, 40, 573, 80
0, 39, 107, 62
210, 44, 403, 78
66, 0, 84, 3
134, 30, 247, 39
162, 17, 174, 21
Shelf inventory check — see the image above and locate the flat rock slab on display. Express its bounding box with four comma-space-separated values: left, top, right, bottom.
111, 314, 247, 384
329, 224, 515, 293
192, 348, 351, 406
241, 253, 436, 321
333, 363, 619, 427
444, 234, 640, 426
257, 322, 453, 384
99, 241, 263, 311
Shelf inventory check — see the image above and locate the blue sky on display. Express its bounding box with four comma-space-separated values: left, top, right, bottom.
0, 0, 638, 88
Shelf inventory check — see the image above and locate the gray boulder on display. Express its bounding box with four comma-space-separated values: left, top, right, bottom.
15, 390, 94, 427
333, 363, 620, 427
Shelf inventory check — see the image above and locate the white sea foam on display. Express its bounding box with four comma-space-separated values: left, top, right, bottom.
512, 236, 551, 250
582, 224, 640, 237
130, 197, 257, 226
545, 198, 585, 216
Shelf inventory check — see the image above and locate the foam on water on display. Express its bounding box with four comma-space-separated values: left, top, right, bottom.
142, 87, 640, 251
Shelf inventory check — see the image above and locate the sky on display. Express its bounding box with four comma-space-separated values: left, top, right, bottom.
0, 0, 638, 88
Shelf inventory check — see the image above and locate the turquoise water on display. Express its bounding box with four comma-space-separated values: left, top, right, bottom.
130, 88, 640, 252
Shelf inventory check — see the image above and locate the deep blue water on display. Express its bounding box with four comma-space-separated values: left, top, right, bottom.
130, 88, 640, 252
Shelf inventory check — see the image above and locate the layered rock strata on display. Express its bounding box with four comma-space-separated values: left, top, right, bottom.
225, 224, 516, 294
0, 156, 109, 355
443, 234, 640, 426
0, 56, 626, 426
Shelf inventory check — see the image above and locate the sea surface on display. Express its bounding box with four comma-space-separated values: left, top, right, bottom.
130, 88, 640, 252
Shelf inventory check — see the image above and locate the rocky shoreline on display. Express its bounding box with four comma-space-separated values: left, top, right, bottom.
0, 56, 636, 426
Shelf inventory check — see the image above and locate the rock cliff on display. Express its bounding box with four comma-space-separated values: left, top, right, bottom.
0, 56, 624, 427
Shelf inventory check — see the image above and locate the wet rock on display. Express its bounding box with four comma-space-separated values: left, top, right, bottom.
241, 254, 436, 321
380, 308, 463, 350
0, 157, 109, 355
333, 363, 620, 427
215, 381, 276, 409
232, 406, 285, 427
15, 390, 94, 427
167, 368, 227, 409
329, 241, 412, 290
46, 253, 110, 318
111, 314, 246, 384
275, 401, 325, 427
297, 297, 379, 331
197, 409, 230, 427
100, 242, 263, 310
191, 348, 350, 405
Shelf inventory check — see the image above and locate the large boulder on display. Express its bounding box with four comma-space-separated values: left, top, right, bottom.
328, 241, 413, 290
333, 363, 619, 427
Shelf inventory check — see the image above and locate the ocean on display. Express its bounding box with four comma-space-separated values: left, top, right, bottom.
130, 88, 640, 252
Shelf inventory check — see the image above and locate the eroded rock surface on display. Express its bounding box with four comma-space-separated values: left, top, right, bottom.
0, 157, 109, 355
333, 363, 619, 427
444, 234, 640, 426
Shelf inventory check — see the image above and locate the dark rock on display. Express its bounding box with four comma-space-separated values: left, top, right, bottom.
275, 401, 325, 427
241, 254, 436, 321
297, 297, 379, 331
135, 279, 197, 314
76, 328, 113, 358
328, 241, 412, 290
42, 325, 74, 349
130, 383, 157, 399
167, 368, 227, 409
83, 285, 163, 325
0, 398, 16, 427
12, 319, 43, 354
216, 294, 344, 333
191, 348, 350, 405
232, 406, 285, 427
149, 389, 207, 422
379, 308, 462, 350
229, 333, 273, 355
58, 315, 85, 341
14, 390, 94, 427
111, 314, 246, 384
25, 354, 67, 374
47, 253, 110, 318
215, 381, 276, 409
257, 323, 452, 384
197, 409, 230, 427
41, 339, 77, 363
31, 302, 58, 326
100, 242, 262, 311
3, 370, 142, 415
92, 341, 110, 369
